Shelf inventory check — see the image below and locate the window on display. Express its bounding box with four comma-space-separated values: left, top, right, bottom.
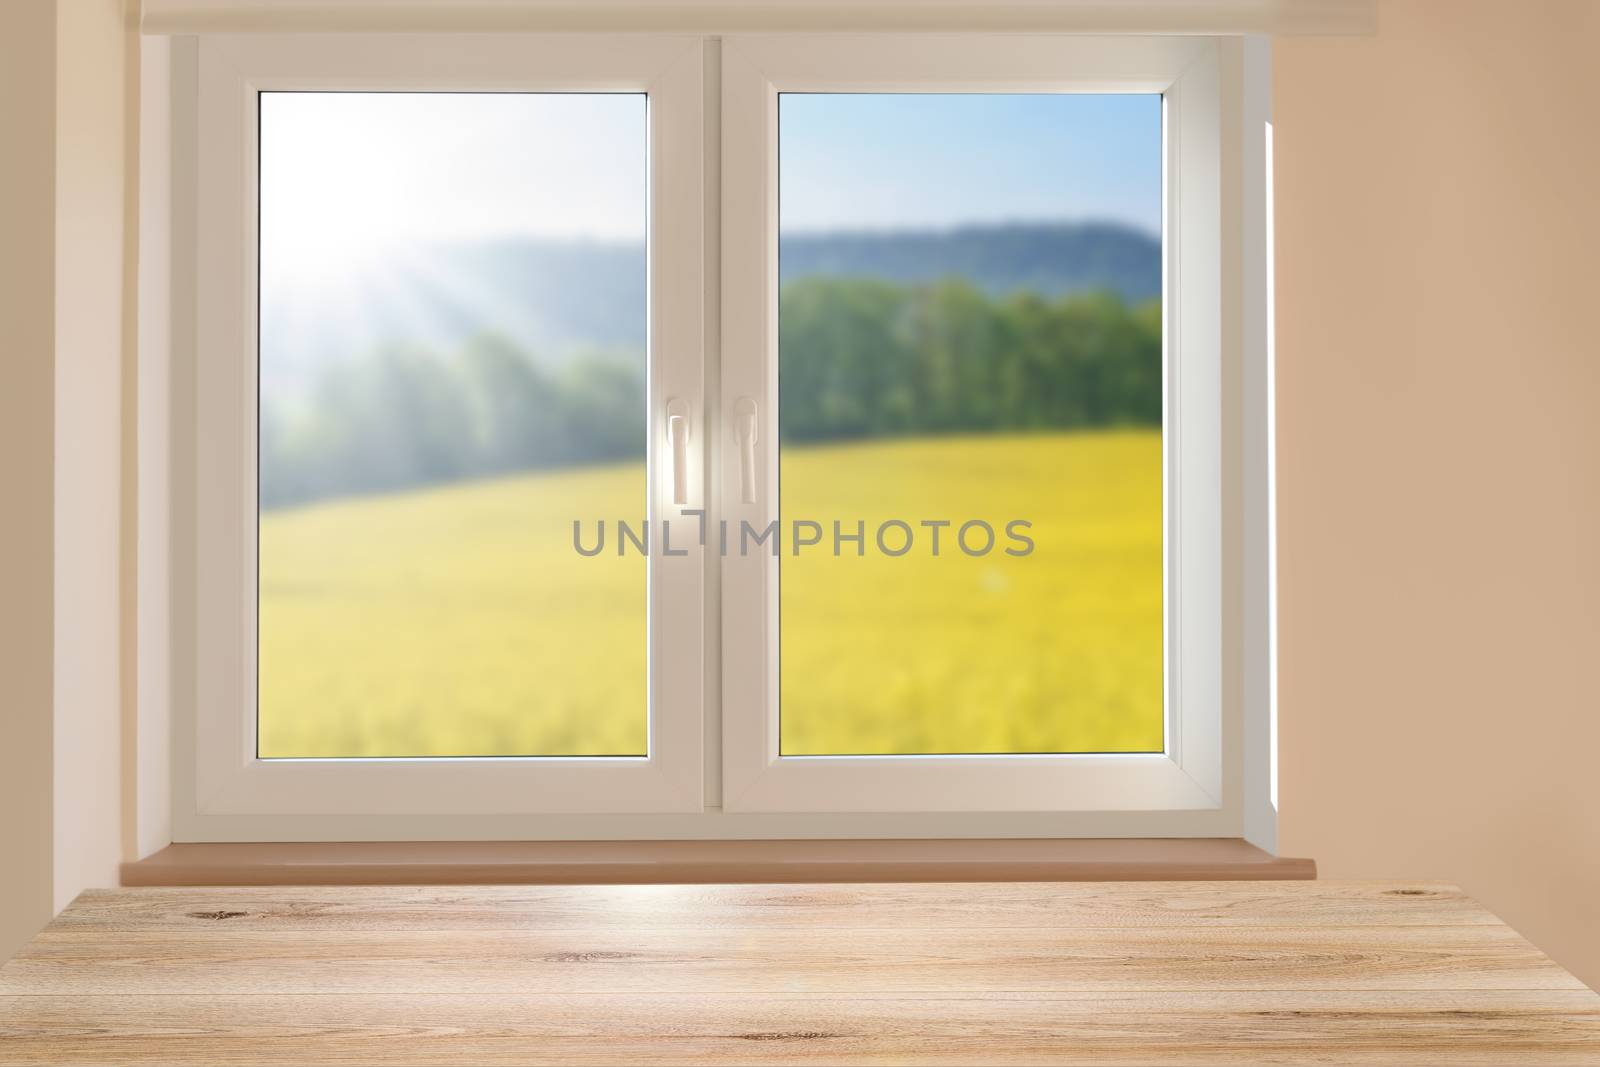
173, 33, 1272, 840
720, 36, 1257, 825
774, 92, 1164, 759
186, 36, 706, 825
257, 90, 651, 760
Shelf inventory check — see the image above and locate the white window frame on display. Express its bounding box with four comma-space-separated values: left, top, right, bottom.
163, 31, 1273, 843
177, 33, 708, 835
721, 35, 1243, 830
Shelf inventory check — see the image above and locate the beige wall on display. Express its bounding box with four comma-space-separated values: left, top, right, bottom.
1276, 0, 1600, 989
0, 0, 129, 960
53, 0, 131, 912
0, 0, 59, 963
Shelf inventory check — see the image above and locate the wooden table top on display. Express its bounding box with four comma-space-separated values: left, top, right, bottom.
2, 881, 1597, 1064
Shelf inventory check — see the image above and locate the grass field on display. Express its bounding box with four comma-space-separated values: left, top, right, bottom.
258, 431, 1163, 758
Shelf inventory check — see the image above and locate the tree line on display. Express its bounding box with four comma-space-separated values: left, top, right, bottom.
780, 277, 1159, 442
259, 338, 644, 509
260, 277, 1161, 509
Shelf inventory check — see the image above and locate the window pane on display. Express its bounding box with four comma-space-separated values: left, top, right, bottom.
778, 93, 1164, 755
257, 92, 648, 758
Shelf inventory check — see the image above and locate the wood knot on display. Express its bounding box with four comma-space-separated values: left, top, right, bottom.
542, 951, 639, 963
186, 910, 250, 921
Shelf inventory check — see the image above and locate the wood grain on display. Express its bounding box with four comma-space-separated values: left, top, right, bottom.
51, 880, 1493, 931
2, 881, 1597, 1065
4, 991, 1600, 1065
5, 924, 1582, 996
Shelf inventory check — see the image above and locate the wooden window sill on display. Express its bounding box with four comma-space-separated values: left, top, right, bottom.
122, 838, 1314, 886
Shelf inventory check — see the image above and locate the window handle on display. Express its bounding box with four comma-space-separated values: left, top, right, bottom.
666, 399, 690, 508
734, 397, 759, 504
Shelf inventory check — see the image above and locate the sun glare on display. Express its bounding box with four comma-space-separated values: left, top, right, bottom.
259, 91, 646, 288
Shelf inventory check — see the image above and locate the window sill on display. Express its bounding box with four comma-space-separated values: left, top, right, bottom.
122, 838, 1314, 886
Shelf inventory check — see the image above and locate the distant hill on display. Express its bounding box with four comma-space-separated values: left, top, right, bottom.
781, 222, 1160, 302
259, 222, 1160, 403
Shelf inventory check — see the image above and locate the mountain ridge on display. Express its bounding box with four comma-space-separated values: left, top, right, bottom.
780, 220, 1159, 301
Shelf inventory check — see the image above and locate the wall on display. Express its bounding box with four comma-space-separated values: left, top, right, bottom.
0, 0, 59, 963
1276, 0, 1600, 989
54, 0, 131, 913
0, 0, 129, 960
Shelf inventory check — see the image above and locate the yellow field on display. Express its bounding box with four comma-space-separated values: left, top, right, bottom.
259, 461, 650, 758
258, 431, 1163, 758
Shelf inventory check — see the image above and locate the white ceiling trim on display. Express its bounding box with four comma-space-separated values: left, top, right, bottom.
139, 0, 1376, 36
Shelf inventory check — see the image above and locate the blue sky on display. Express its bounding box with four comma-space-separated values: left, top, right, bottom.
258, 91, 1161, 274
780, 93, 1161, 237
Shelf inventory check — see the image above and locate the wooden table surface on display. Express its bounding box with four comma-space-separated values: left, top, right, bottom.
2, 881, 1598, 1065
